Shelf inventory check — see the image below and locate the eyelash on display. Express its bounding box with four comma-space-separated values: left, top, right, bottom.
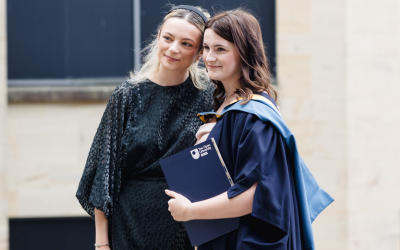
164, 37, 192, 47
203, 46, 225, 52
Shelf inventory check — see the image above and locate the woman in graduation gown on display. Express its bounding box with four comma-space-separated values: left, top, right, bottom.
166, 9, 333, 250
76, 5, 214, 250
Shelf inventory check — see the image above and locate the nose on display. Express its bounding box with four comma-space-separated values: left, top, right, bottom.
169, 41, 180, 54
205, 51, 216, 63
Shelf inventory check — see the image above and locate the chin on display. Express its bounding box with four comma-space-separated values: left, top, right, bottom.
207, 72, 222, 82
160, 61, 179, 71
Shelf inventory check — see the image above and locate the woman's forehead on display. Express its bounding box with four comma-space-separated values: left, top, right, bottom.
160, 18, 202, 40
204, 29, 231, 46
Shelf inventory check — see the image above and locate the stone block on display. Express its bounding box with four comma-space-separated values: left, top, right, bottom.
278, 55, 312, 99
276, 0, 312, 35
348, 211, 400, 250
7, 103, 107, 217
312, 209, 347, 250
348, 0, 400, 35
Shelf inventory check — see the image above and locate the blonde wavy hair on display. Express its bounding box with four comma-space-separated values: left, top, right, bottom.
129, 6, 210, 89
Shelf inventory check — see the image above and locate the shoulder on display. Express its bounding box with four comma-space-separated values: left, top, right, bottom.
203, 81, 215, 92
257, 92, 277, 107
198, 81, 215, 97
224, 110, 259, 123
109, 79, 143, 102
190, 81, 214, 110
222, 110, 266, 130
222, 111, 279, 145
224, 109, 279, 133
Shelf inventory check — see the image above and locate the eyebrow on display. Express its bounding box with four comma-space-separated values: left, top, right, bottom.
203, 43, 228, 48
163, 32, 196, 44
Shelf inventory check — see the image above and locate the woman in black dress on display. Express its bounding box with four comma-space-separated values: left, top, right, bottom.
76, 5, 213, 250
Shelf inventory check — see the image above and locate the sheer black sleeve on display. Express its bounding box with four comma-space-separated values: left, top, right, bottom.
76, 82, 133, 220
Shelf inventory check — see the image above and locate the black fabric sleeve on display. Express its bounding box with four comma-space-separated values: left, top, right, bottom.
76, 82, 132, 219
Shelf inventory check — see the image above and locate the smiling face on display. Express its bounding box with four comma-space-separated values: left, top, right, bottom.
203, 29, 242, 84
157, 18, 202, 73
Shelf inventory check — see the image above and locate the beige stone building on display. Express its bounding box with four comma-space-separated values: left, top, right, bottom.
2, 0, 400, 249
0, 0, 8, 248
277, 0, 400, 249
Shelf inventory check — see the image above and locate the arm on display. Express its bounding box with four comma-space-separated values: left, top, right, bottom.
165, 182, 257, 222
94, 208, 111, 249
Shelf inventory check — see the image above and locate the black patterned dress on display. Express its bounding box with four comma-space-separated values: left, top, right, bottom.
76, 77, 213, 249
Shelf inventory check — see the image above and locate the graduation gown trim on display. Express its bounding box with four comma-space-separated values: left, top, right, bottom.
198, 94, 334, 250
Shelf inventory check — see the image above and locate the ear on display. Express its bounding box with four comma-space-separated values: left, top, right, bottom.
197, 48, 203, 60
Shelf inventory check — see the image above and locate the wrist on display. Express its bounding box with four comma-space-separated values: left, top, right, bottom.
95, 237, 109, 246
95, 238, 109, 243
94, 243, 109, 248
187, 202, 198, 221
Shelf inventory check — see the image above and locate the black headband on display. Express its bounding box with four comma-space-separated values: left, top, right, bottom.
168, 5, 208, 23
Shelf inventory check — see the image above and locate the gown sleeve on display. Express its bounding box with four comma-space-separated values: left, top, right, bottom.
76, 82, 132, 220
226, 111, 297, 236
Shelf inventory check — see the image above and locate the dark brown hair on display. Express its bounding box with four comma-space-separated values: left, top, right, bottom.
205, 8, 277, 111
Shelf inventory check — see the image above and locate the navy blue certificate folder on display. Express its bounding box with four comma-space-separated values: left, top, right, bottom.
160, 138, 239, 246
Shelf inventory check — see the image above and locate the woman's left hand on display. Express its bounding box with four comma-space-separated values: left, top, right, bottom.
165, 189, 193, 222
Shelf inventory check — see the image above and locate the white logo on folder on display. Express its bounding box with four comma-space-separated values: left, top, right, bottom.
190, 149, 200, 159
191, 144, 212, 159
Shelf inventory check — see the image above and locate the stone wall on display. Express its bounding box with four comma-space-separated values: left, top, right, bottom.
0, 0, 7, 248
277, 1, 347, 249
346, 0, 400, 249
277, 0, 400, 249
7, 103, 107, 218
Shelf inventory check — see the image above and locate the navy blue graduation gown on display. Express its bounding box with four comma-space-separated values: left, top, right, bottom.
198, 94, 303, 250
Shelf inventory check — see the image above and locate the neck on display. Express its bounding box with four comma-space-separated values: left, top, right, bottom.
151, 65, 189, 86
221, 77, 241, 98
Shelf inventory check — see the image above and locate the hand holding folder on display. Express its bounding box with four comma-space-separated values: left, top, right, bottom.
160, 138, 239, 246
164, 189, 193, 221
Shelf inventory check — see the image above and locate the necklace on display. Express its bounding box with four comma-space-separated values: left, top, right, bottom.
224, 92, 236, 103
